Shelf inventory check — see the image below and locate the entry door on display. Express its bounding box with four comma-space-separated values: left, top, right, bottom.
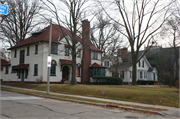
153, 73, 156, 81
63, 66, 69, 81
21, 70, 24, 83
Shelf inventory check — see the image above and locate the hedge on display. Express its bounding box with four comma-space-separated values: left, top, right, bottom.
137, 80, 155, 85
92, 76, 123, 85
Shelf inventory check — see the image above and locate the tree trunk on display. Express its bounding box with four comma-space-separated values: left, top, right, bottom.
132, 61, 137, 85
71, 47, 77, 85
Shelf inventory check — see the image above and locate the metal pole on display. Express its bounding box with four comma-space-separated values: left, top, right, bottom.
47, 19, 52, 94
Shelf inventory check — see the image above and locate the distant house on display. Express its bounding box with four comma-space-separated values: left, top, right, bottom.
1, 58, 10, 81
102, 48, 158, 84
1, 20, 105, 83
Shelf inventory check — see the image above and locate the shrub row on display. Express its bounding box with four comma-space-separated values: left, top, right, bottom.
92, 77, 123, 85
137, 80, 155, 85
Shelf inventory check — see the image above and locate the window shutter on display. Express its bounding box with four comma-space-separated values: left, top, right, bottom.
139, 61, 141, 67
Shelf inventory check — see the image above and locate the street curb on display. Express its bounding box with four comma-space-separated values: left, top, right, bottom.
1, 88, 166, 116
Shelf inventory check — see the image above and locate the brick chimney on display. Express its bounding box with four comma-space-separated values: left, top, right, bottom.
118, 48, 128, 62
81, 19, 91, 84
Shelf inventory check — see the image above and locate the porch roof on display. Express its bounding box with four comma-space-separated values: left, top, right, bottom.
59, 59, 72, 64
14, 64, 29, 70
90, 63, 105, 68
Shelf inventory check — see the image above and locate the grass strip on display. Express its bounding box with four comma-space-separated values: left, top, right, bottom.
2, 83, 179, 107
1, 87, 167, 112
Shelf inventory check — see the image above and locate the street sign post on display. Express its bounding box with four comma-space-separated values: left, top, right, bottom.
0, 3, 8, 15
47, 56, 52, 67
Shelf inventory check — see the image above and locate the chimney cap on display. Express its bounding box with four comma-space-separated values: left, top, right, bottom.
82, 19, 89, 22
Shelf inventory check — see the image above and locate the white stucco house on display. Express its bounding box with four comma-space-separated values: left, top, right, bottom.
1, 20, 106, 83
102, 48, 158, 84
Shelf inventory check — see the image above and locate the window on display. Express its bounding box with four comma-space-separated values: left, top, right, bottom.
91, 68, 105, 77
77, 49, 81, 57
65, 47, 69, 56
50, 64, 56, 76
5, 66, 8, 74
11, 66, 16, 73
35, 44, 38, 54
50, 60, 57, 76
142, 61, 144, 68
94, 68, 97, 75
97, 68, 100, 75
92, 52, 98, 59
14, 49, 17, 58
101, 68, 105, 76
25, 69, 28, 78
130, 71, 132, 78
34, 64, 38, 76
27, 46, 29, 56
19, 50, 25, 64
140, 71, 142, 78
105, 61, 109, 67
51, 44, 58, 54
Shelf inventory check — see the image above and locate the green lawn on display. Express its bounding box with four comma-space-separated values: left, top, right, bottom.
32, 84, 179, 108
2, 83, 179, 107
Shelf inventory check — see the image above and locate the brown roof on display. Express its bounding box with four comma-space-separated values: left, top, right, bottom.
14, 64, 29, 70
9, 24, 101, 51
1, 59, 10, 70
90, 45, 101, 52
90, 63, 105, 68
9, 24, 82, 49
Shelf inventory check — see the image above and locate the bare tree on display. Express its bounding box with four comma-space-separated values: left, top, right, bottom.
107, 53, 122, 77
91, 12, 123, 56
162, 18, 179, 82
0, 0, 42, 47
41, 0, 90, 85
0, 48, 11, 61
100, 0, 173, 85
160, 1, 180, 86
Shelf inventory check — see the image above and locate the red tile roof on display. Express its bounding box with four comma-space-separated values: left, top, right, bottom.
9, 24, 81, 49
14, 64, 29, 70
9, 24, 101, 52
1, 59, 10, 70
90, 63, 105, 68
60, 59, 72, 64
90, 45, 101, 52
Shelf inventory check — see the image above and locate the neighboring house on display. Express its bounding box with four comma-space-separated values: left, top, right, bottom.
1, 58, 10, 81
102, 48, 158, 84
101, 56, 113, 77
1, 20, 105, 83
102, 55, 122, 77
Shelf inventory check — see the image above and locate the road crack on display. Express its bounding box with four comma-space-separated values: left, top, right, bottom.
1, 114, 13, 119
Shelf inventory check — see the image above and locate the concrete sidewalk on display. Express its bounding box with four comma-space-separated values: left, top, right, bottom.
1, 85, 180, 118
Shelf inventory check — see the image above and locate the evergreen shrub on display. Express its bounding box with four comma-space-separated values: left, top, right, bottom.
92, 76, 123, 85
137, 80, 155, 85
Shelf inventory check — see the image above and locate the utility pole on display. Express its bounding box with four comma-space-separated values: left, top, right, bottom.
47, 19, 52, 94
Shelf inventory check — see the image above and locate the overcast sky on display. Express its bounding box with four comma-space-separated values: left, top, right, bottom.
1, 0, 179, 50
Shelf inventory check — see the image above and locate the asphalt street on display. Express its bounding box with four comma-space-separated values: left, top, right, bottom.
0, 90, 178, 119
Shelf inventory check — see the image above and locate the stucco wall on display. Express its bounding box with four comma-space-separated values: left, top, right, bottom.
2, 36, 102, 83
